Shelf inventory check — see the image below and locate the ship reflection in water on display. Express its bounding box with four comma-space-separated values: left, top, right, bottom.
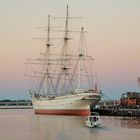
0, 109, 139, 140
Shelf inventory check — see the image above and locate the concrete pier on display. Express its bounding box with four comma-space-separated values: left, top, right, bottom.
92, 108, 140, 117
0, 100, 33, 109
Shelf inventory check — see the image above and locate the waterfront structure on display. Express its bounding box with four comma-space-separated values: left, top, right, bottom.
120, 92, 140, 108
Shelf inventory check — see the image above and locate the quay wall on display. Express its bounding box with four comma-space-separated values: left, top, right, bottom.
0, 101, 33, 109
92, 108, 140, 117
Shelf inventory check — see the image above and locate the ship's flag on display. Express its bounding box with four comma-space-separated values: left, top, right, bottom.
95, 84, 98, 91
137, 77, 140, 86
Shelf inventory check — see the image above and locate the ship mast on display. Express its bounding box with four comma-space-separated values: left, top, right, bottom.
45, 14, 51, 96
61, 5, 71, 95
37, 14, 52, 96
78, 27, 84, 90
63, 5, 69, 71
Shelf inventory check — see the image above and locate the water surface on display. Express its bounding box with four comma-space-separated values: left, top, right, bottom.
0, 109, 139, 140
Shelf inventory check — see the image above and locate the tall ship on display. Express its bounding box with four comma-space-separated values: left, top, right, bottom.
25, 6, 101, 115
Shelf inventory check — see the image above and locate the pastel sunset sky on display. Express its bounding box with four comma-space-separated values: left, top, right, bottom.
0, 0, 140, 99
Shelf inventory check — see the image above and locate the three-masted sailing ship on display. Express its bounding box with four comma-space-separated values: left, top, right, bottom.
25, 6, 101, 115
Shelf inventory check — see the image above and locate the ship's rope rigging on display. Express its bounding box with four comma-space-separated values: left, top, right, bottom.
25, 5, 99, 97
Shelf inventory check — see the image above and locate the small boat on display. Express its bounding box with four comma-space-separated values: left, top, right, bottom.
85, 112, 101, 128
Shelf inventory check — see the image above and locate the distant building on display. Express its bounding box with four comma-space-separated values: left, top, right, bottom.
120, 92, 140, 108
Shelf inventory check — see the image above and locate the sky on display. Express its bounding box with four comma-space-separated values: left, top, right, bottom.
0, 0, 140, 100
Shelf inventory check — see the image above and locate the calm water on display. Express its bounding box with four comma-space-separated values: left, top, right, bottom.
0, 109, 140, 140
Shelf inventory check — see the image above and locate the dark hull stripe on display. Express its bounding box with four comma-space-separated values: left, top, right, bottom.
34, 109, 90, 116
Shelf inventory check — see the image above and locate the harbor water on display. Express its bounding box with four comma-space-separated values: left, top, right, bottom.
0, 109, 140, 140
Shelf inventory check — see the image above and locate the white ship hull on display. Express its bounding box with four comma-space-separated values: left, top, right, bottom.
32, 92, 101, 115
